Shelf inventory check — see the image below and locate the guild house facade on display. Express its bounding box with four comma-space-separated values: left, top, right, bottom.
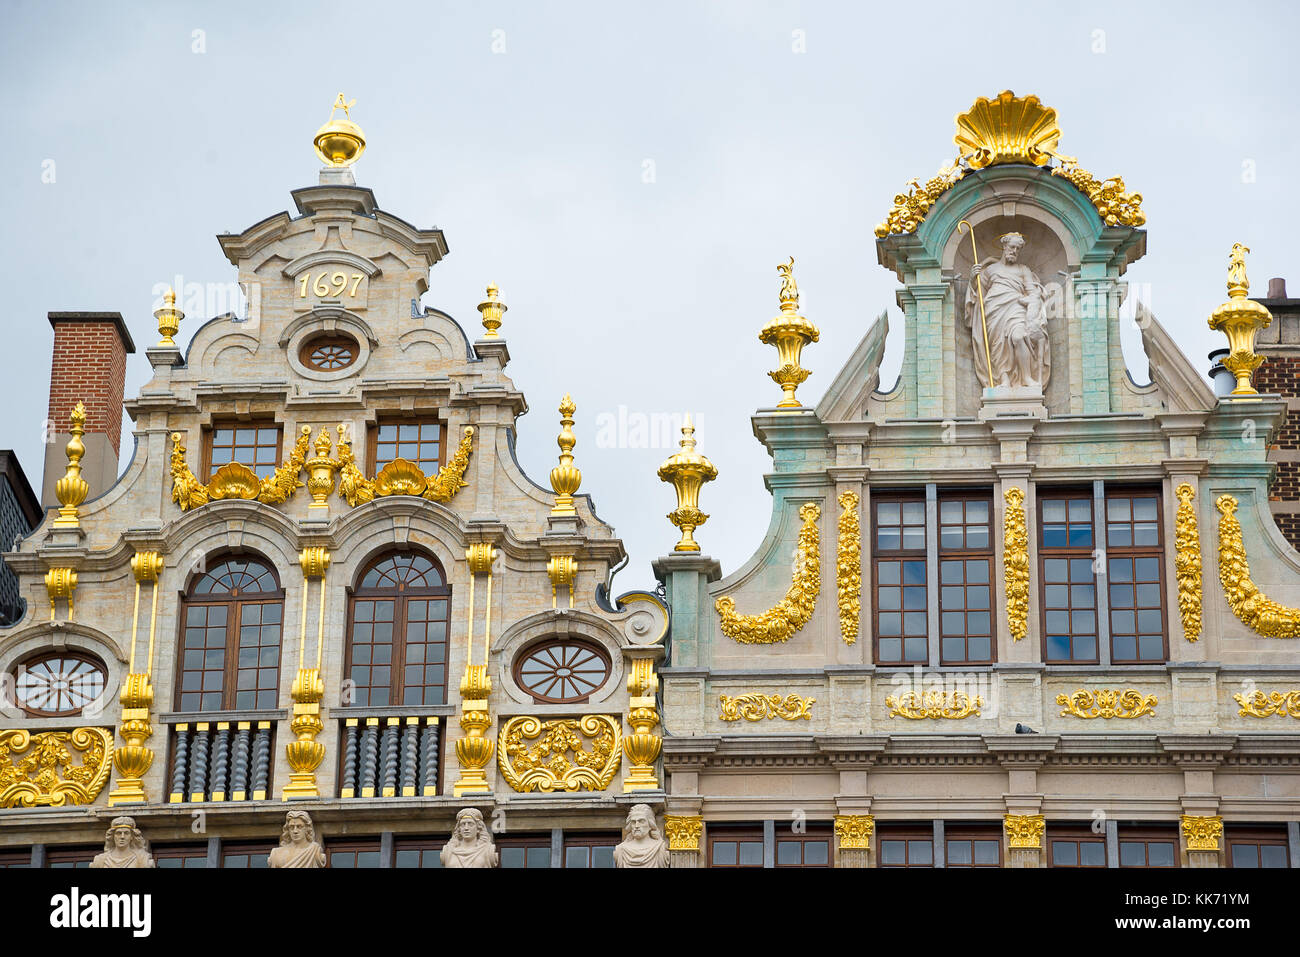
0, 92, 1297, 870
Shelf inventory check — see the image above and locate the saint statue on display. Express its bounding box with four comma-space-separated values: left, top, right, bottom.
90, 816, 154, 868
613, 803, 669, 868
440, 807, 498, 868
268, 809, 327, 868
965, 232, 1051, 390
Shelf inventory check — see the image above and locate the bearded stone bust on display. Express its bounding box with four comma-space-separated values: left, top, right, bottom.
90, 816, 154, 868
440, 807, 498, 868
614, 804, 669, 868
268, 809, 327, 868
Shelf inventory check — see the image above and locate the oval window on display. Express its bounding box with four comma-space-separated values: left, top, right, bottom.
301, 334, 358, 371
14, 651, 108, 716
513, 639, 611, 704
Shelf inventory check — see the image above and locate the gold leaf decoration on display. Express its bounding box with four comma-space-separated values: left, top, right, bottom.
874, 164, 964, 238
335, 425, 475, 507
1174, 483, 1203, 641
256, 426, 312, 504
1056, 689, 1157, 719
170, 426, 311, 510
1233, 690, 1300, 718
718, 692, 815, 722
1003, 486, 1029, 641
207, 461, 261, 501
716, 502, 821, 644
1004, 814, 1045, 849
0, 728, 114, 808
1215, 495, 1300, 638
664, 815, 703, 852
954, 90, 1067, 170
1180, 815, 1223, 852
834, 815, 874, 850
424, 426, 475, 501
1051, 162, 1145, 228
836, 491, 861, 644
885, 689, 983, 720
169, 433, 209, 510
497, 715, 622, 793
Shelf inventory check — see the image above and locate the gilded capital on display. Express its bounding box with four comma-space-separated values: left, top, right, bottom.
834, 815, 874, 850
130, 551, 164, 583
664, 815, 704, 852
1004, 813, 1045, 849
1180, 814, 1223, 852
299, 547, 331, 579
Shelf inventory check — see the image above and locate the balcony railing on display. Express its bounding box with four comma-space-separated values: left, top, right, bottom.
164, 716, 278, 803
338, 715, 441, 798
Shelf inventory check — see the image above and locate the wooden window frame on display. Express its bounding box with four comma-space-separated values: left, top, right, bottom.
47, 847, 97, 868
1047, 828, 1108, 868
1038, 487, 1100, 664
325, 838, 384, 868
562, 832, 621, 868
344, 551, 452, 708
153, 842, 209, 868
876, 828, 936, 868
774, 825, 833, 868
497, 835, 552, 869
220, 842, 269, 868
708, 827, 766, 869
174, 556, 285, 713
201, 418, 283, 483
300, 333, 359, 372
1117, 828, 1180, 868
13, 649, 108, 717
1104, 487, 1169, 664
0, 849, 30, 868
1226, 828, 1290, 868
937, 492, 996, 666
394, 837, 444, 868
513, 637, 612, 705
367, 416, 447, 476
872, 491, 929, 666
944, 827, 1004, 868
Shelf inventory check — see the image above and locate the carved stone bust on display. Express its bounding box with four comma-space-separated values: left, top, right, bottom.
440, 807, 498, 868
268, 809, 327, 868
90, 816, 154, 868
613, 804, 669, 868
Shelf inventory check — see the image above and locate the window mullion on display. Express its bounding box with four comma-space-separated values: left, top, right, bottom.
925, 484, 939, 669
1093, 480, 1112, 668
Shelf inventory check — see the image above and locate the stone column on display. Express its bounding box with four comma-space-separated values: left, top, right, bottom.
1181, 815, 1223, 868
664, 815, 704, 869
834, 815, 874, 868
1004, 813, 1045, 868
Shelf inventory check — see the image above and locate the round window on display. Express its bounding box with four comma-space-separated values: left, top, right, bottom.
513, 639, 611, 704
14, 651, 108, 716
301, 334, 358, 372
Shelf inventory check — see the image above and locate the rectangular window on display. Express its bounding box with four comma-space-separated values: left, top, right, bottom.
563, 834, 620, 868
498, 836, 551, 868
47, 847, 97, 868
371, 418, 444, 474
945, 830, 1002, 867
153, 843, 209, 868
326, 840, 383, 868
938, 494, 995, 665
708, 828, 765, 868
0, 849, 30, 868
394, 838, 443, 868
874, 495, 928, 665
1106, 491, 1167, 663
1048, 831, 1107, 868
775, 827, 832, 868
1118, 832, 1178, 868
205, 422, 282, 481
1039, 491, 1098, 663
221, 843, 269, 868
877, 831, 934, 868
1227, 830, 1289, 868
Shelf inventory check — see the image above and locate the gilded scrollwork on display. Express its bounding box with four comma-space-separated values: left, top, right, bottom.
1215, 495, 1300, 638
715, 502, 821, 644
335, 424, 475, 506
718, 692, 815, 722
1003, 486, 1029, 641
1233, 690, 1300, 718
497, 715, 622, 793
1056, 689, 1158, 719
1174, 483, 1203, 641
885, 689, 983, 720
837, 491, 861, 644
0, 727, 114, 807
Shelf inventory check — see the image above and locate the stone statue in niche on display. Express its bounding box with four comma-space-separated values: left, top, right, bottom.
614, 803, 670, 868
90, 816, 155, 868
965, 231, 1051, 390
268, 809, 327, 868
440, 807, 499, 868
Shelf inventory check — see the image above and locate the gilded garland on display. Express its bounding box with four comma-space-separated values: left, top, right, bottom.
1215, 495, 1300, 638
497, 715, 622, 793
171, 426, 312, 510
1003, 486, 1029, 641
836, 491, 861, 644
716, 502, 821, 644
337, 424, 475, 505
885, 689, 983, 720
0, 728, 114, 807
1056, 689, 1157, 719
718, 692, 815, 722
1174, 483, 1203, 641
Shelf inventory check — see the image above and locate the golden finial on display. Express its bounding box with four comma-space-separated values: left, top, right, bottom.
53, 402, 90, 529
154, 287, 183, 348
313, 93, 366, 167
477, 283, 507, 338
1209, 243, 1273, 398
759, 257, 820, 410
657, 415, 718, 552
954, 90, 1075, 170
550, 394, 582, 516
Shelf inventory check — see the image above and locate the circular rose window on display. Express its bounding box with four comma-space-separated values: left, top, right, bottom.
301, 335, 358, 372
14, 651, 108, 716
513, 639, 611, 704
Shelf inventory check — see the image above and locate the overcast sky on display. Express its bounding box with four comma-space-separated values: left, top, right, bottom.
3, 0, 1297, 592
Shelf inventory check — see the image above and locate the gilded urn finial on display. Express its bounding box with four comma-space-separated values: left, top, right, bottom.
550, 394, 582, 516
154, 287, 183, 348
53, 401, 90, 529
759, 257, 820, 410
477, 283, 507, 338
657, 415, 718, 552
313, 93, 366, 167
1208, 243, 1273, 398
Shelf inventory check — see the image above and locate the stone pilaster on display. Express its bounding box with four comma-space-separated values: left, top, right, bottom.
665, 815, 704, 869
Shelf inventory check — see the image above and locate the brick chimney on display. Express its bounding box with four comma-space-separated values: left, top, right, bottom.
42, 312, 136, 508
1254, 278, 1300, 551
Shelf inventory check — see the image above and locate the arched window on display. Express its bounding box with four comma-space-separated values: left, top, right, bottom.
177, 556, 283, 712
513, 639, 611, 704
14, 651, 107, 716
346, 551, 450, 707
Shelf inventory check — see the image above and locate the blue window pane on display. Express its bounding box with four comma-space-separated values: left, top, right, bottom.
1046, 634, 1072, 660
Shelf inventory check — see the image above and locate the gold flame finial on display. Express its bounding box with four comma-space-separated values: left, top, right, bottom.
777, 257, 799, 312
313, 93, 366, 167
53, 402, 90, 529
550, 394, 581, 515
477, 283, 507, 338
1209, 243, 1273, 398
154, 286, 183, 348
658, 414, 719, 552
